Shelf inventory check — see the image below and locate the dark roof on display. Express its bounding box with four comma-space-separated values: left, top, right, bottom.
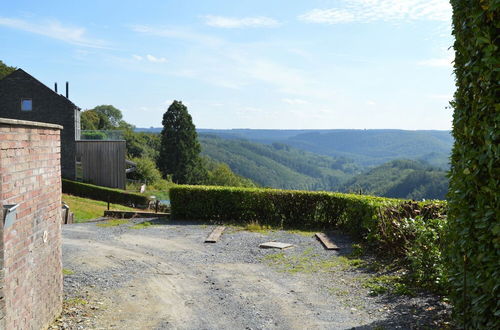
0, 68, 80, 110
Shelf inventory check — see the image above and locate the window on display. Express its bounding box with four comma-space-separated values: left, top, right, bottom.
21, 98, 32, 111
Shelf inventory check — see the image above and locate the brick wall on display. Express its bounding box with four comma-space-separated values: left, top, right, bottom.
0, 118, 63, 329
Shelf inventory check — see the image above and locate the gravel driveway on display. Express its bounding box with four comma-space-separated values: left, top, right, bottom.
54, 218, 449, 330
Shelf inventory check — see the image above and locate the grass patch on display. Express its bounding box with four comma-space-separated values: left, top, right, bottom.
230, 221, 274, 234
286, 229, 317, 237
263, 248, 365, 274
63, 194, 141, 223
131, 221, 153, 229
96, 219, 129, 228
62, 268, 74, 276
328, 287, 350, 296
65, 297, 88, 306
361, 274, 413, 296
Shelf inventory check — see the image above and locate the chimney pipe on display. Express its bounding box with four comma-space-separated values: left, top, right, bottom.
54, 82, 58, 93
65, 82, 69, 98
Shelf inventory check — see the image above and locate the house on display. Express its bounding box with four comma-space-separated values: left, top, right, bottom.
0, 69, 127, 189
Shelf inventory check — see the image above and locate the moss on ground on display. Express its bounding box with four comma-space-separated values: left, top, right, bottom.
263, 248, 365, 274
131, 221, 153, 229
65, 297, 88, 306
62, 268, 74, 276
96, 219, 129, 228
361, 274, 413, 296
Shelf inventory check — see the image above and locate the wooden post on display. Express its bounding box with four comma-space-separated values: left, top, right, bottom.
107, 195, 110, 210
155, 200, 159, 213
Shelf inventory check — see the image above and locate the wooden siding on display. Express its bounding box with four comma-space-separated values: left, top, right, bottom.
76, 141, 126, 189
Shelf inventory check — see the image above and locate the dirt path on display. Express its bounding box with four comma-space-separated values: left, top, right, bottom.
54, 219, 448, 329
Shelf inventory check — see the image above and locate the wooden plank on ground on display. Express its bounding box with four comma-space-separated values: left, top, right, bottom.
205, 226, 226, 243
259, 242, 293, 249
315, 233, 339, 250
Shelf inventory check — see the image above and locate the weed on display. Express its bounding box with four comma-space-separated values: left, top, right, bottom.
361, 274, 414, 296
242, 221, 273, 234
96, 219, 128, 227
328, 287, 350, 296
62, 268, 74, 276
349, 244, 364, 258
65, 297, 88, 306
131, 221, 153, 229
263, 249, 365, 274
286, 229, 317, 237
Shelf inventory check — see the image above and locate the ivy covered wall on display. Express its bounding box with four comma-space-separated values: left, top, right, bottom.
448, 1, 499, 328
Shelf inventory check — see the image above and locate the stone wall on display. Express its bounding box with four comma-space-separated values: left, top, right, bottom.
0, 118, 63, 329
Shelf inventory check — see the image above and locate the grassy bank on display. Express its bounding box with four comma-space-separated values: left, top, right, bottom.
62, 194, 141, 222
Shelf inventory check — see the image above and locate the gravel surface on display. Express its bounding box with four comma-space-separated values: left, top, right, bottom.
52, 218, 450, 330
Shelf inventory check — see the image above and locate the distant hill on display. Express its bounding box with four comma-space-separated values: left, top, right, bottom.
341, 159, 448, 200
199, 134, 360, 191
136, 128, 452, 169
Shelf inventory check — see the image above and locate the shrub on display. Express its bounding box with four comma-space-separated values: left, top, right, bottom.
62, 179, 150, 207
405, 217, 447, 292
169, 185, 400, 235
448, 1, 499, 328
129, 157, 162, 184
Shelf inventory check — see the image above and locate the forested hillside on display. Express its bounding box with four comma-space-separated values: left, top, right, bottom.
199, 134, 360, 191
341, 159, 448, 200
135, 128, 450, 200
138, 128, 453, 169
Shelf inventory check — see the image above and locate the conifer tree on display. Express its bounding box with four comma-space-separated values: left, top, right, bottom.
158, 100, 205, 184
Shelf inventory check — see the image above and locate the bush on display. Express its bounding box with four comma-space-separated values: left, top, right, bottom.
62, 179, 151, 207
405, 217, 447, 292
129, 157, 162, 184
170, 185, 400, 234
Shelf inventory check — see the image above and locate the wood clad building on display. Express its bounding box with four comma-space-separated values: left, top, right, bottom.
0, 69, 128, 189
76, 140, 126, 189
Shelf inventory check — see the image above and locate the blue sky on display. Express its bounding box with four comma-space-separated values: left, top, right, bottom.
1, 0, 455, 129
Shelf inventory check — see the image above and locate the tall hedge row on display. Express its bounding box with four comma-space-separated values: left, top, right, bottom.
170, 185, 400, 236
448, 1, 499, 328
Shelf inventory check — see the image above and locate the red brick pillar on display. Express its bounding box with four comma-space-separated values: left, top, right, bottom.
0, 118, 63, 329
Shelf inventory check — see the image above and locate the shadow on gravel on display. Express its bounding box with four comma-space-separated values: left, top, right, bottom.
351, 298, 451, 329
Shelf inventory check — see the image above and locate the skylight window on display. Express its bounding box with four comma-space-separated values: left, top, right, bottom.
21, 99, 32, 111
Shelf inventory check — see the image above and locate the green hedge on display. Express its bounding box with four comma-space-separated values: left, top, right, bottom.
62, 179, 151, 207
170, 185, 400, 236
448, 1, 499, 328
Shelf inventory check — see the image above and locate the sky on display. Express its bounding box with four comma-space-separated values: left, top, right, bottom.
0, 0, 455, 130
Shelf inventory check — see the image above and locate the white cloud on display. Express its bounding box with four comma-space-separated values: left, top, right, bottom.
131, 24, 337, 101
146, 54, 167, 63
132, 54, 167, 63
131, 25, 223, 46
282, 98, 308, 105
299, 0, 452, 24
0, 17, 106, 48
366, 100, 376, 106
204, 15, 279, 28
